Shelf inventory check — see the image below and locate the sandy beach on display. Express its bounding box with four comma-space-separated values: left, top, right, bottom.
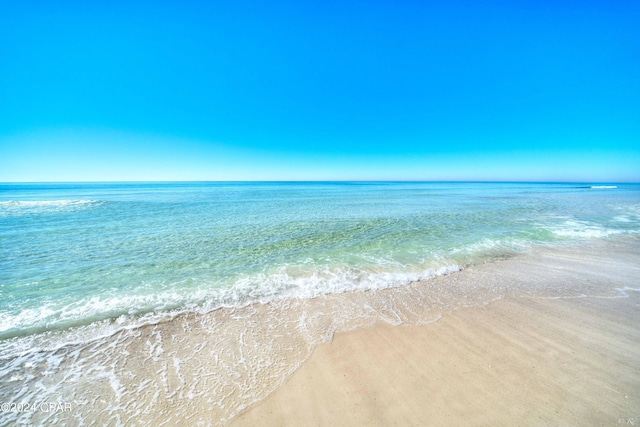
233, 241, 640, 426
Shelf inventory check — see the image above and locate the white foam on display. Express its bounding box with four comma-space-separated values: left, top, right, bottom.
613, 287, 640, 298
1, 199, 95, 206
613, 204, 640, 225
550, 220, 621, 239
613, 215, 633, 223
590, 185, 617, 189
0, 261, 464, 360
449, 238, 527, 256
0, 199, 101, 216
229, 263, 463, 304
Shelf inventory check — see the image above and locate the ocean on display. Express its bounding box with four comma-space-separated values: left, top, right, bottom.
1, 181, 639, 425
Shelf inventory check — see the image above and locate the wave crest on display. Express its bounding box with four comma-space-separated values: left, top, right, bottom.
0, 200, 101, 216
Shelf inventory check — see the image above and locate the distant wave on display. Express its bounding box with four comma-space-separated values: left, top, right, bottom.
0, 199, 98, 207
0, 200, 102, 216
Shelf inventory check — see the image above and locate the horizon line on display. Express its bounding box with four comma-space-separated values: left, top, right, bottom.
1, 180, 637, 185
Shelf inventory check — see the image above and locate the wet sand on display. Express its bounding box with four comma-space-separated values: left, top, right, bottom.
232, 245, 640, 426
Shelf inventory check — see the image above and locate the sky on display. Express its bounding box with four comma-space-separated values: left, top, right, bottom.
0, 0, 638, 182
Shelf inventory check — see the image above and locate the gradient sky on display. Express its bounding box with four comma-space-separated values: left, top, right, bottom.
1, 0, 638, 182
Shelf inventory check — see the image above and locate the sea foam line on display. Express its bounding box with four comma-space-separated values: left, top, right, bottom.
0, 262, 463, 359
0, 199, 98, 207
0, 199, 102, 216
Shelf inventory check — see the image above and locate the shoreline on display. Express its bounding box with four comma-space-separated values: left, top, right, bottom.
231, 288, 640, 426
229, 238, 640, 425
2, 237, 639, 426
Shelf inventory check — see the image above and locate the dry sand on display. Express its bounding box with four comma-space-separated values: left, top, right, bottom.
232, 246, 640, 426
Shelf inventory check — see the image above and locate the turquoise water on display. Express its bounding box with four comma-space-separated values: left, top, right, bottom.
1, 182, 639, 344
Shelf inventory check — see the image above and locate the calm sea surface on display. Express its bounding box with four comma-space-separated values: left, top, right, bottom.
1, 182, 639, 343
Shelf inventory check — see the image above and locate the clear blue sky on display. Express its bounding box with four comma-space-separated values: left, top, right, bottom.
1, 0, 638, 182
